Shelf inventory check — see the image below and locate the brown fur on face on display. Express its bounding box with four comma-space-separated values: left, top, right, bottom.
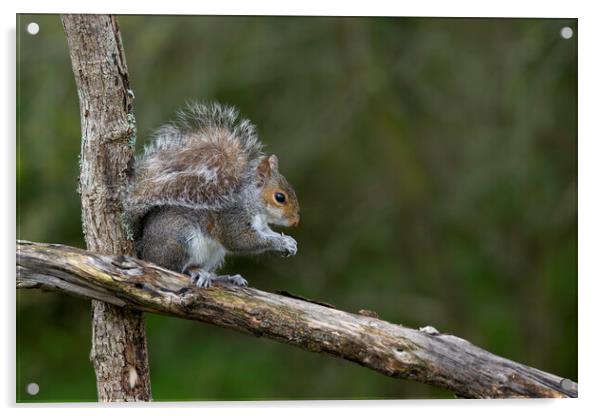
257, 155, 300, 227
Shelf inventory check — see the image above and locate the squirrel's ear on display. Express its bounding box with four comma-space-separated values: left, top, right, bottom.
268, 154, 279, 172
256, 156, 272, 186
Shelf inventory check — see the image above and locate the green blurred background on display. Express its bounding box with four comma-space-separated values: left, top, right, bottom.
16, 15, 577, 401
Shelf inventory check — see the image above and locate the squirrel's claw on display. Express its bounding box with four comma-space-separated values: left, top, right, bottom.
196, 275, 214, 288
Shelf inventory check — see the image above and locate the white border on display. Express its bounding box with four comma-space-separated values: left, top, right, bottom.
3, 1, 601, 415
9, 0, 584, 17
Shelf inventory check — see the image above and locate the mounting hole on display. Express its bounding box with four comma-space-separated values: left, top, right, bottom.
560, 378, 575, 390
26, 382, 39, 395
560, 26, 573, 39
26, 22, 40, 35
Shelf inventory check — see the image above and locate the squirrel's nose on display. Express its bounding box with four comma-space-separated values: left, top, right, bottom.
291, 217, 299, 227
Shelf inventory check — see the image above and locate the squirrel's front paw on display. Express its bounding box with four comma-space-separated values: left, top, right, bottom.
278, 235, 297, 257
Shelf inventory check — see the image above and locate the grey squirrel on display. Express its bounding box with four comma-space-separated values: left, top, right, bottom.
126, 102, 300, 288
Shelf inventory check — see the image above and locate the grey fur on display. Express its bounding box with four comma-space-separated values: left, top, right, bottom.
138, 206, 297, 287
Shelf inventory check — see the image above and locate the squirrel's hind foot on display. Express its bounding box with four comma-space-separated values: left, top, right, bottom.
215, 274, 248, 287
187, 268, 248, 288
188, 269, 217, 288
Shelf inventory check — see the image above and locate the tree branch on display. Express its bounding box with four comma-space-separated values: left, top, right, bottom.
16, 240, 577, 399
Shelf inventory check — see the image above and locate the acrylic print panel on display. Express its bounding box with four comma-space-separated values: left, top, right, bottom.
16, 14, 577, 402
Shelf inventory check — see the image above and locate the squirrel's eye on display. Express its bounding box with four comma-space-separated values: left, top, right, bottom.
274, 192, 286, 204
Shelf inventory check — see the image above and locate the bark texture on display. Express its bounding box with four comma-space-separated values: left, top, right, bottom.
17, 240, 578, 399
61, 14, 151, 402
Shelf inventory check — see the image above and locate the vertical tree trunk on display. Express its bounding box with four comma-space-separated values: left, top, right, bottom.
61, 14, 152, 402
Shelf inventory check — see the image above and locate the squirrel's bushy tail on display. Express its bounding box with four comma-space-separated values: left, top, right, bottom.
125, 102, 264, 232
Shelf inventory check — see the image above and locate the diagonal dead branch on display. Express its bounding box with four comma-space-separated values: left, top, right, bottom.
16, 239, 577, 399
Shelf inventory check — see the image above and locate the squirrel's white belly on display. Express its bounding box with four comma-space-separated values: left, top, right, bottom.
186, 229, 226, 272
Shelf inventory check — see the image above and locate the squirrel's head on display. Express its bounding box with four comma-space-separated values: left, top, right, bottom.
256, 155, 300, 227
